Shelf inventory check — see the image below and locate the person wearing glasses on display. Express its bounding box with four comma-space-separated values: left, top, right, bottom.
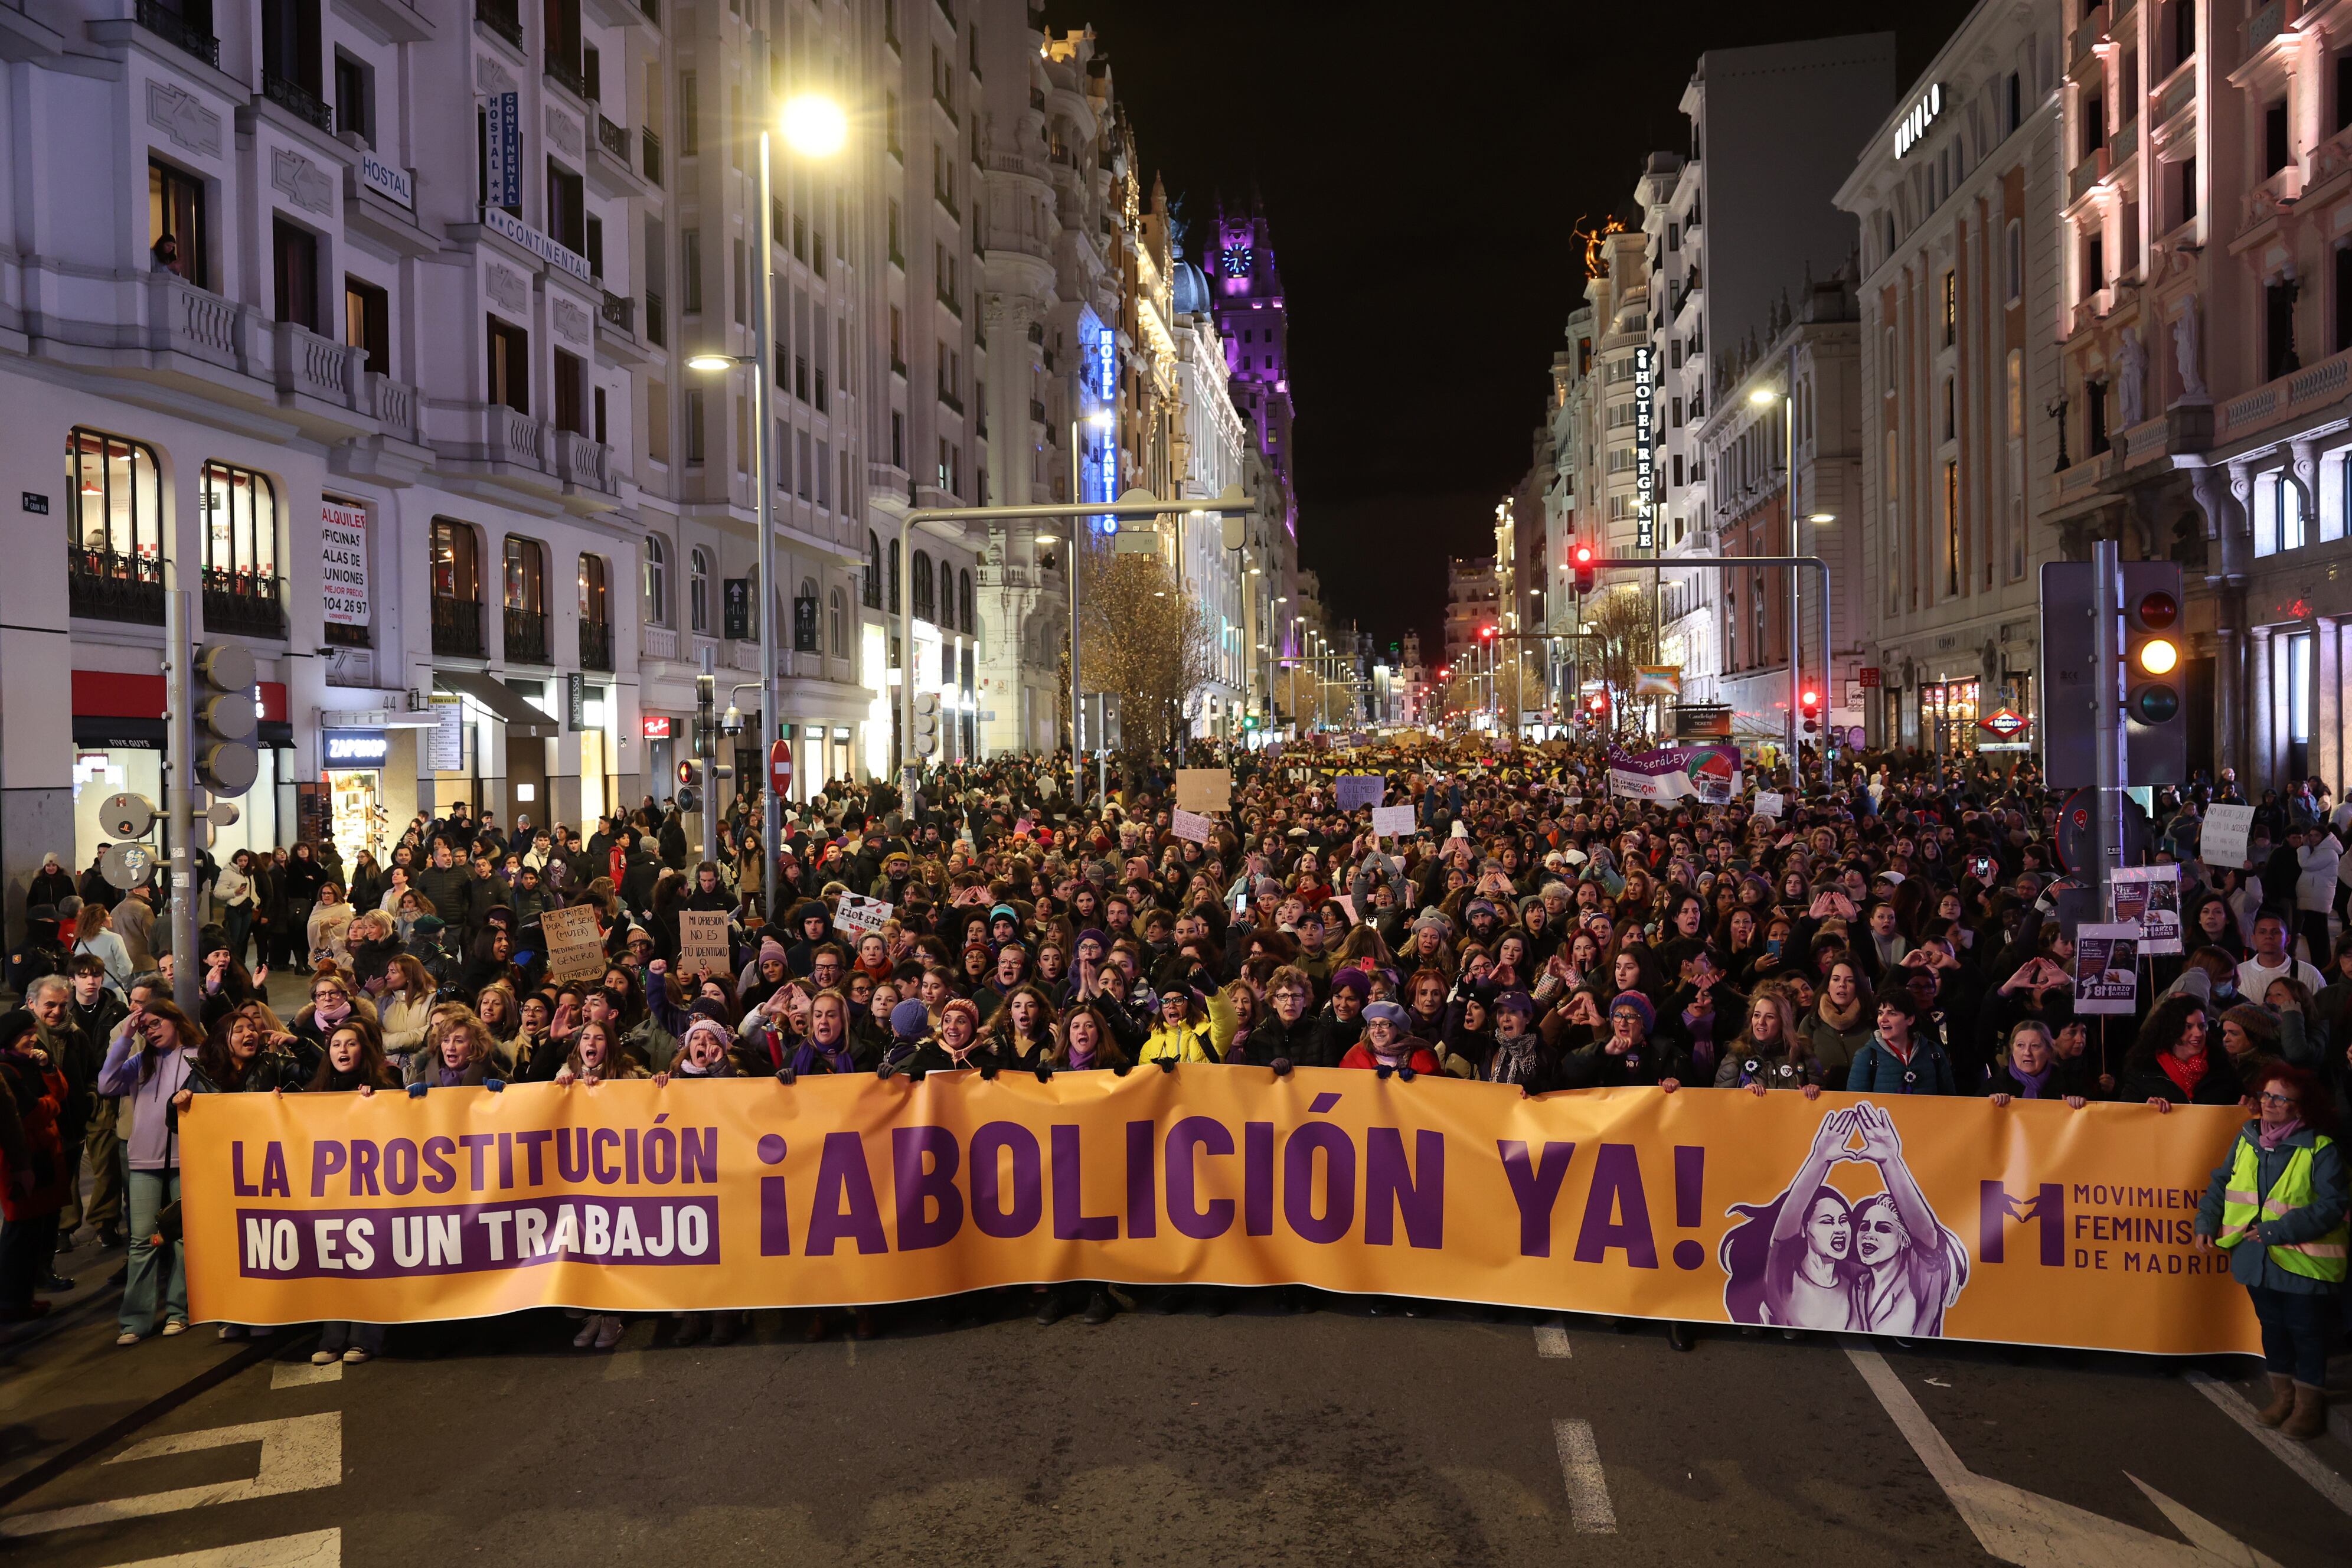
2194, 1062, 2346, 1440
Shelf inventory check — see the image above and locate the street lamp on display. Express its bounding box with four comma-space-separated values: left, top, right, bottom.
1750, 379, 1804, 779
687, 73, 844, 925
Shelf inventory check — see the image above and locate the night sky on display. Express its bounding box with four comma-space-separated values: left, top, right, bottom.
1047, 0, 1977, 660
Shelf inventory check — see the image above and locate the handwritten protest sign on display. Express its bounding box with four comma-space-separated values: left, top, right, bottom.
1170, 808, 1214, 845
1334, 774, 1386, 812
833, 893, 893, 937
2199, 804, 2254, 868
1369, 804, 1416, 839
1175, 768, 1232, 813
539, 905, 607, 983
678, 910, 733, 974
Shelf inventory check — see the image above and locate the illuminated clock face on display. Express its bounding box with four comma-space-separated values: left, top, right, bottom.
1221, 246, 1253, 277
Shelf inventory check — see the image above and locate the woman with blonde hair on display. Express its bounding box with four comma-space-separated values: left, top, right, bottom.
405, 1007, 498, 1089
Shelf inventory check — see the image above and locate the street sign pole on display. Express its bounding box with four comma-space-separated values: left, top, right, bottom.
697, 644, 717, 871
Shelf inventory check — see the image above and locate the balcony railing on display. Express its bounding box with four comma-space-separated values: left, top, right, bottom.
1029, 398, 1046, 423
476, 0, 522, 49
68, 548, 166, 625
135, 0, 219, 66
432, 594, 485, 658
641, 128, 662, 185
202, 567, 286, 639
643, 290, 665, 347
600, 290, 634, 333
324, 620, 371, 649
504, 606, 550, 664
545, 55, 588, 103
2250, 0, 2286, 53
264, 72, 334, 133
579, 619, 614, 671
597, 114, 631, 163
2155, 60, 2197, 127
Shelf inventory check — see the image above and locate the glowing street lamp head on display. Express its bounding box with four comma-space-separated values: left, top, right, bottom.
1749, 388, 1781, 408
685, 352, 737, 373
1086, 410, 1116, 432
779, 94, 848, 158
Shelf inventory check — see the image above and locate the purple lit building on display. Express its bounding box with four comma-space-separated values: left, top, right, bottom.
1209, 195, 1296, 534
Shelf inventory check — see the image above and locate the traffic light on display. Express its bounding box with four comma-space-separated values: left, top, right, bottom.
191, 643, 258, 796
1240, 711, 1261, 732
913, 691, 940, 757
675, 759, 701, 814
1479, 625, 1495, 642
1586, 691, 1608, 719
2122, 561, 2186, 783
1800, 687, 1822, 734
1572, 543, 1596, 596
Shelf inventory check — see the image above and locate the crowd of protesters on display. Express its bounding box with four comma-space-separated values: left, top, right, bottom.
0, 739, 2343, 1436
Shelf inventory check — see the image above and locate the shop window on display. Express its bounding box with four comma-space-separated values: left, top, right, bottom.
199, 460, 284, 637
67, 426, 165, 623
148, 158, 208, 288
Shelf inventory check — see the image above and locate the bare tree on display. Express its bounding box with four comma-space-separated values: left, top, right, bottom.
1079, 548, 1215, 764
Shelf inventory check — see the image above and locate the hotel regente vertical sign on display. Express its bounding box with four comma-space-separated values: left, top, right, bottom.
1634, 345, 1656, 554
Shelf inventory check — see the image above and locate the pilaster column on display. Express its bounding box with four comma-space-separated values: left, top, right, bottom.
2315, 616, 2344, 794
2249, 624, 2276, 795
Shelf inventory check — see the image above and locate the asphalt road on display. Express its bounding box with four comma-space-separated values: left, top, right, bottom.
2, 1295, 2348, 1568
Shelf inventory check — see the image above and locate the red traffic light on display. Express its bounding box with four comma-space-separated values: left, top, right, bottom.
1572, 544, 1595, 565
1479, 625, 1495, 640
1801, 688, 1821, 710
2135, 591, 2179, 631
1587, 692, 1607, 712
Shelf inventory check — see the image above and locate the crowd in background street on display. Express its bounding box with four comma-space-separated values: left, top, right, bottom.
0, 737, 2344, 1436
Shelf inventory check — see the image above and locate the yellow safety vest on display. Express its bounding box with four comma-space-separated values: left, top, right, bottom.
2217, 1133, 2349, 1283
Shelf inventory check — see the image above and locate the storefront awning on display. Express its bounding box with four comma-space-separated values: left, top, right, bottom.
433, 671, 559, 738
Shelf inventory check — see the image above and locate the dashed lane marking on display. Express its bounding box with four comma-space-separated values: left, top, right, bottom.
99, 1527, 341, 1567
1533, 1321, 1572, 1358
0, 1413, 341, 1538
2186, 1371, 2352, 1521
1550, 1418, 1617, 1534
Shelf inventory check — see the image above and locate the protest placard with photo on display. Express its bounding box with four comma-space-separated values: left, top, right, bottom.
2110, 865, 2181, 955
2073, 923, 2141, 1015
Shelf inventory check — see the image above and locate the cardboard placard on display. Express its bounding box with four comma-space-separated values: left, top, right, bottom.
1175, 768, 1232, 813
1753, 792, 1787, 819
1170, 808, 1214, 845
1370, 804, 1416, 839
678, 909, 733, 974
834, 893, 893, 937
1334, 774, 1387, 812
540, 904, 607, 983
2073, 923, 2141, 1015
2199, 805, 2255, 869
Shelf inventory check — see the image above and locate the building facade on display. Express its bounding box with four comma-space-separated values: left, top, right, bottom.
1838, 0, 2064, 761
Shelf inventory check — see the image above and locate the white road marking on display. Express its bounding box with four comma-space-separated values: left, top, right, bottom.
1847, 1347, 2283, 1567
97, 1527, 341, 1567
270, 1360, 342, 1389
1532, 1321, 1572, 1358
0, 1413, 341, 1538
1550, 1417, 1616, 1534
844, 1336, 857, 1368
2186, 1371, 2352, 1520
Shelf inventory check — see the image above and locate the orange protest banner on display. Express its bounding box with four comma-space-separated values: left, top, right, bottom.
181, 1071, 2258, 1355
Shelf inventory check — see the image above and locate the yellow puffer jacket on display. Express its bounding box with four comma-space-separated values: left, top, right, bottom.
1138, 1016, 1217, 1064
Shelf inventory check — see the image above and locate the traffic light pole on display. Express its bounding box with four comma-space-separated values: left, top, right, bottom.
696, 645, 718, 871
164, 589, 199, 1016
2090, 538, 2125, 901
1579, 556, 1835, 792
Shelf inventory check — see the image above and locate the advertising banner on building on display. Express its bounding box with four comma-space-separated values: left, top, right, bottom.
1606, 744, 1742, 805
181, 1076, 2257, 1356
320, 499, 369, 626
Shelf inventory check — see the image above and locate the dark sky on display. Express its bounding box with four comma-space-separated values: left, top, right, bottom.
1045, 0, 1977, 659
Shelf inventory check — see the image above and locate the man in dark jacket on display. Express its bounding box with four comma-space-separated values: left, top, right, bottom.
412, 841, 475, 933
465, 855, 514, 937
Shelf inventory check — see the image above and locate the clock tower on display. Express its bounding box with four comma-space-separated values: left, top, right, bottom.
1209, 194, 1296, 513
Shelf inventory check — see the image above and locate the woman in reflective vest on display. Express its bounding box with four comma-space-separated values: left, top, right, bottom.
2194, 1062, 2348, 1441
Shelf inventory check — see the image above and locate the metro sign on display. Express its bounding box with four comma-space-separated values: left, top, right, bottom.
1979, 707, 2028, 739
